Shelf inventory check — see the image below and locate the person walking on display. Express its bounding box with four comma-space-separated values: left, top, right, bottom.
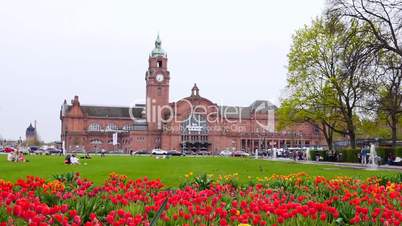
360, 146, 368, 165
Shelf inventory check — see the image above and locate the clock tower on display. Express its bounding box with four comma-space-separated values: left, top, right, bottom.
145, 34, 170, 131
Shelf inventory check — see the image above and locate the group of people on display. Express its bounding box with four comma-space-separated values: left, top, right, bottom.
64, 154, 80, 165
5, 147, 94, 165
7, 150, 26, 163
290, 150, 307, 161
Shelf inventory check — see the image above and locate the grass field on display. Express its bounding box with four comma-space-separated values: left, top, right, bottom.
0, 155, 399, 186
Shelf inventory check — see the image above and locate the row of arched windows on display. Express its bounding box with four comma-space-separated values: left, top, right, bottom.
90, 139, 114, 145
89, 138, 133, 145
88, 123, 135, 131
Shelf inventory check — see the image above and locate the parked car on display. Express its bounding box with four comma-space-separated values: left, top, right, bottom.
184, 150, 196, 155
29, 146, 39, 151
96, 149, 109, 155
29, 146, 41, 154
19, 147, 30, 155
232, 150, 250, 157
3, 147, 15, 153
38, 148, 48, 155
151, 149, 168, 155
133, 150, 149, 155
113, 149, 125, 154
258, 150, 269, 156
219, 150, 232, 156
46, 148, 62, 155
197, 150, 212, 156
167, 150, 183, 156
0, 146, 3, 152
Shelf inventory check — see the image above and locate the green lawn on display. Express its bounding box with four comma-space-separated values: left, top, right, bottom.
0, 155, 399, 186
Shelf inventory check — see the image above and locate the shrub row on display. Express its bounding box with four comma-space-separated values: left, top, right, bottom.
376, 147, 402, 161
310, 147, 402, 164
309, 150, 329, 161
337, 148, 360, 163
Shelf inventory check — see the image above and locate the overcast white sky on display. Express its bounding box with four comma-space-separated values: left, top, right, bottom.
0, 0, 325, 142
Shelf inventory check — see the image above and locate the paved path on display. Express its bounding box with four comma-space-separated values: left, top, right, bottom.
270, 158, 402, 171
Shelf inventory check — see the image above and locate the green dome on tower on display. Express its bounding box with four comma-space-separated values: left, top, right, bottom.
151, 34, 166, 57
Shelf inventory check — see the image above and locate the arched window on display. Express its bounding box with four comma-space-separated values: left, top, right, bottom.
88, 123, 101, 131
181, 113, 208, 135
180, 113, 209, 152
106, 123, 118, 131
90, 139, 102, 144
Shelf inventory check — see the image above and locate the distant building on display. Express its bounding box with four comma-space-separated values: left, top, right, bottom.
25, 122, 38, 144
60, 35, 324, 153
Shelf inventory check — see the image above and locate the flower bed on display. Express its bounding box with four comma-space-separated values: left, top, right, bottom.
0, 172, 401, 225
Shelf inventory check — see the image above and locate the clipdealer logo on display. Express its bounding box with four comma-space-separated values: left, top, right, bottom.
128, 97, 275, 132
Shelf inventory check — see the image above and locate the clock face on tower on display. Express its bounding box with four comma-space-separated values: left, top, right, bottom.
156, 73, 164, 82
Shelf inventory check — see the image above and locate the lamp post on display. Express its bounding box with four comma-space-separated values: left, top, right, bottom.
255, 128, 260, 159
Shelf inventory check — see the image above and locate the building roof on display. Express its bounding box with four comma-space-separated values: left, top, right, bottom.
219, 106, 251, 118
26, 123, 35, 132
26, 123, 36, 137
219, 101, 277, 119
181, 85, 276, 119
66, 105, 145, 119
249, 100, 277, 112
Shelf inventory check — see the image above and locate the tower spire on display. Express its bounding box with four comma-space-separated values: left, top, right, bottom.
191, 83, 200, 96
155, 33, 161, 47
151, 33, 166, 57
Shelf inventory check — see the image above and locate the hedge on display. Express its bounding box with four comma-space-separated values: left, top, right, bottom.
337, 148, 361, 163
335, 147, 402, 164
309, 150, 329, 161
376, 147, 402, 161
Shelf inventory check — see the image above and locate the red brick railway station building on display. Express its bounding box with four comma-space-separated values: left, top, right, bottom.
60, 36, 323, 154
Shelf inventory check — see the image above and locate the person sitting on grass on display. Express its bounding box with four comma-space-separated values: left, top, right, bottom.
7, 151, 16, 162
64, 154, 71, 164
70, 155, 80, 165
17, 152, 26, 163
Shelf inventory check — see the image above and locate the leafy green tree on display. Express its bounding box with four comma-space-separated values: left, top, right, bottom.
357, 116, 391, 139
286, 16, 376, 149
277, 95, 340, 151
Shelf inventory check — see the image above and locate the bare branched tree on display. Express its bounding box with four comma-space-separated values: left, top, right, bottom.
377, 53, 402, 148
329, 0, 402, 148
329, 0, 402, 56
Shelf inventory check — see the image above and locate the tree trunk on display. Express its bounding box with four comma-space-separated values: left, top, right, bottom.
391, 126, 397, 150
321, 122, 334, 152
391, 114, 397, 150
346, 109, 356, 149
328, 128, 334, 152
349, 129, 356, 150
